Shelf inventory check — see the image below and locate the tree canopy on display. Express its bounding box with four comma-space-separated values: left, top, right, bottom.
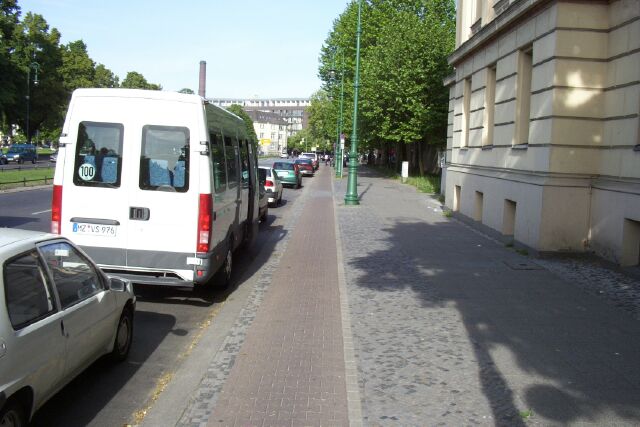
0, 0, 163, 143
316, 0, 455, 173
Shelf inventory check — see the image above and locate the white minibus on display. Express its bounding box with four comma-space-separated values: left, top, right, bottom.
52, 89, 260, 288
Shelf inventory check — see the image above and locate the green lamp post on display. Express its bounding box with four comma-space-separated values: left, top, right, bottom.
26, 61, 40, 144
344, 0, 362, 205
331, 49, 346, 178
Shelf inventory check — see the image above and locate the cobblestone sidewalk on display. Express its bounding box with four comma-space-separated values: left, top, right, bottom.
334, 167, 640, 427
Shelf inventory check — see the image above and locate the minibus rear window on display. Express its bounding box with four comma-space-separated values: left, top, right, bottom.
73, 122, 124, 188
139, 125, 190, 193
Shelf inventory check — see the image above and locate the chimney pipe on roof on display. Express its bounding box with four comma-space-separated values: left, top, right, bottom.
198, 60, 206, 98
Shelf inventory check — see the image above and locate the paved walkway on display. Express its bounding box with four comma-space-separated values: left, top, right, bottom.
334, 167, 640, 426
206, 166, 350, 426
165, 164, 640, 427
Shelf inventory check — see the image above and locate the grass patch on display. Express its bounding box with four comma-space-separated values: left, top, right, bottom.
516, 248, 529, 256
442, 210, 452, 218
406, 175, 440, 193
370, 165, 441, 193
0, 167, 54, 189
519, 409, 533, 420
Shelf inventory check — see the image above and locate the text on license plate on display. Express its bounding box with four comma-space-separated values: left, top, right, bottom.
72, 223, 117, 237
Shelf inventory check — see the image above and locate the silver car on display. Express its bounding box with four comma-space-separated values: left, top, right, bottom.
0, 229, 135, 426
258, 166, 284, 206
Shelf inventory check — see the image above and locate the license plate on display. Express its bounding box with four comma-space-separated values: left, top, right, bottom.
72, 223, 117, 237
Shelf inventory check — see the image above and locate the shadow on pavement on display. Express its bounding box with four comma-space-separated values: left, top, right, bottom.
30, 310, 177, 426
346, 218, 640, 425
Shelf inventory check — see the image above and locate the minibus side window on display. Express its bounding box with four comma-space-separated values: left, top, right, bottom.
73, 122, 124, 188
210, 133, 226, 194
224, 136, 238, 189
139, 125, 189, 193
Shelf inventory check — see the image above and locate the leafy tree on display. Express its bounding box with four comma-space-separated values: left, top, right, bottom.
0, 0, 21, 132
60, 40, 95, 92
178, 88, 194, 94
307, 90, 338, 151
226, 104, 258, 144
94, 63, 119, 88
9, 12, 66, 141
121, 71, 161, 90
319, 0, 455, 174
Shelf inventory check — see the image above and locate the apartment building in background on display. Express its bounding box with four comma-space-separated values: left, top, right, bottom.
245, 110, 289, 155
209, 98, 310, 137
444, 0, 640, 266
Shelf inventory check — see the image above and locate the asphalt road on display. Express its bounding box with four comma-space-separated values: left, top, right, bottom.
0, 157, 312, 426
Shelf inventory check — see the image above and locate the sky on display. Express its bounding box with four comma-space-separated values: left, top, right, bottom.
22, 0, 350, 98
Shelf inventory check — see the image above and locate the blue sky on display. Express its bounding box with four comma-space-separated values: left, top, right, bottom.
22, 0, 349, 98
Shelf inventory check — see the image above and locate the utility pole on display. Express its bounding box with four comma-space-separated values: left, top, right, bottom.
344, 0, 362, 205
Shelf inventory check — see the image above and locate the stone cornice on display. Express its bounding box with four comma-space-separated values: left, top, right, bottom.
449, 0, 552, 67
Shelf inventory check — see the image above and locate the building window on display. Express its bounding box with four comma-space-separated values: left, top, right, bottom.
483, 64, 496, 147
462, 76, 472, 148
515, 48, 533, 146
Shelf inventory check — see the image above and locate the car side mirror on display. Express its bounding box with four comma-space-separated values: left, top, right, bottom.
109, 276, 129, 292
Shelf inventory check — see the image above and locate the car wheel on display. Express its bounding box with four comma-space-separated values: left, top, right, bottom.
0, 400, 27, 427
31, 158, 36, 164
111, 307, 133, 362
277, 192, 282, 205
215, 246, 233, 288
18, 158, 23, 164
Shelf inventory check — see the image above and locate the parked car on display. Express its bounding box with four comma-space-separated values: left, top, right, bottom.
0, 229, 135, 426
299, 152, 318, 170
294, 158, 315, 176
49, 152, 57, 163
5, 144, 37, 164
258, 166, 283, 206
272, 161, 301, 189
279, 149, 288, 159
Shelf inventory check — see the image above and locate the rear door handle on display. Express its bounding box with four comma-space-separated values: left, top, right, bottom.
130, 207, 150, 221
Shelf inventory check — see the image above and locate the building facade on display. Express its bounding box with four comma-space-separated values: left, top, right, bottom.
245, 110, 289, 155
209, 98, 310, 138
445, 0, 640, 266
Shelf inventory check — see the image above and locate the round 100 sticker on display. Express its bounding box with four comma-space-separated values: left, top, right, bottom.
78, 163, 96, 181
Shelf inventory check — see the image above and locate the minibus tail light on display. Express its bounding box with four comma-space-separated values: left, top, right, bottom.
197, 193, 213, 253
51, 185, 63, 234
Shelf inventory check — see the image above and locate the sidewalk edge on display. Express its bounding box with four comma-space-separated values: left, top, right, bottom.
332, 177, 364, 427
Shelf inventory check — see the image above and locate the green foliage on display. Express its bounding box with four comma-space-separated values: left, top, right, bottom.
121, 71, 161, 90
226, 104, 258, 144
94, 64, 119, 88
318, 0, 456, 171
178, 88, 195, 94
60, 40, 95, 92
405, 175, 440, 193
0, 1, 163, 142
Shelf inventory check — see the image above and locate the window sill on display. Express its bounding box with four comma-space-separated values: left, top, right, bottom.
634, 144, 640, 152
511, 144, 528, 150
482, 145, 494, 151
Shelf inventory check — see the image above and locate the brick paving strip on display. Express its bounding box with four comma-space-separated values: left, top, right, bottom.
206, 166, 350, 426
